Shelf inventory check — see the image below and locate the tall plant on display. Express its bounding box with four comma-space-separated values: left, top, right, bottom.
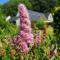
13, 4, 34, 53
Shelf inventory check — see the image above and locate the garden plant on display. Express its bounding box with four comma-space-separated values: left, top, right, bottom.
0, 3, 60, 60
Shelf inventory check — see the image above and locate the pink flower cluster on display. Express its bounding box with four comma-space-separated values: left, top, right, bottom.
36, 31, 41, 44
34, 31, 41, 47
13, 4, 34, 53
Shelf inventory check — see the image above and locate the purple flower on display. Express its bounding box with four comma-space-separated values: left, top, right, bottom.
13, 4, 34, 53
18, 3, 34, 45
35, 31, 41, 44
19, 42, 29, 53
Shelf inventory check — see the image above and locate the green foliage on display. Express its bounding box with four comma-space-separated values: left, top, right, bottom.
30, 0, 59, 13
53, 9, 60, 35
0, 13, 18, 42
36, 18, 45, 29
1, 0, 32, 16
1, 0, 59, 16
0, 19, 59, 60
32, 45, 45, 60
53, 9, 60, 50
0, 13, 18, 60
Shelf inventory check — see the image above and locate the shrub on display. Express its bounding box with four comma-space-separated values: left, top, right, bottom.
53, 9, 60, 50
36, 19, 45, 29
36, 16, 47, 29
0, 12, 18, 42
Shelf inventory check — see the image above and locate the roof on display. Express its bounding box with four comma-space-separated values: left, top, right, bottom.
16, 10, 46, 21
29, 10, 46, 21
6, 10, 48, 22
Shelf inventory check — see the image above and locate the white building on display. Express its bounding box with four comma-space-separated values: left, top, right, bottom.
6, 10, 53, 26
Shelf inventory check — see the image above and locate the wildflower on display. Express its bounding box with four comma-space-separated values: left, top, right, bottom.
13, 4, 34, 53
35, 31, 41, 44
20, 42, 29, 53
33, 31, 41, 48
18, 4, 34, 44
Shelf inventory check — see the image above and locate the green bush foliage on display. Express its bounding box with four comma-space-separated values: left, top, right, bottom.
36, 17, 46, 29
53, 9, 60, 50
0, 12, 18, 42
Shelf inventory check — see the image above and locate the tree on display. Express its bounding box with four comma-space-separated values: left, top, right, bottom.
53, 7, 60, 50
1, 0, 59, 16
1, 0, 32, 16
30, 0, 59, 13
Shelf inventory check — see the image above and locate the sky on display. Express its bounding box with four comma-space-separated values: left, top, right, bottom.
0, 0, 9, 4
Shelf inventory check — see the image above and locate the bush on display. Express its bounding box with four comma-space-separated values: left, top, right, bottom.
53, 9, 60, 50
36, 16, 47, 29
0, 13, 18, 42
36, 20, 45, 29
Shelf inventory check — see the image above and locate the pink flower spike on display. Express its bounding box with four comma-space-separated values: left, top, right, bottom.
13, 4, 34, 53
18, 3, 34, 45
20, 42, 29, 53
36, 31, 41, 44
